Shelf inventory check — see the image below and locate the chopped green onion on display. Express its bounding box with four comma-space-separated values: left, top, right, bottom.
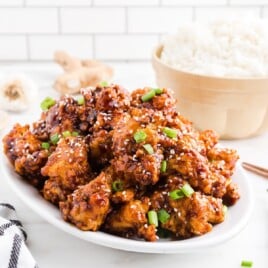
169, 189, 185, 200
50, 133, 60, 145
41, 142, 50, 150
77, 96, 85, 105
112, 180, 123, 192
134, 130, 147, 143
143, 144, 154, 155
181, 183, 194, 197
154, 88, 163, 95
157, 228, 171, 238
141, 89, 155, 102
157, 209, 170, 224
62, 131, 71, 138
160, 160, 167, 173
162, 127, 178, 139
223, 205, 228, 215
71, 131, 79, 137
241, 260, 253, 267
99, 81, 109, 87
40, 97, 56, 111
169, 184, 195, 200
148, 210, 158, 226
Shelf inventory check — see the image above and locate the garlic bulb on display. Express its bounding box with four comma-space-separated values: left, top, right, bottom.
0, 110, 9, 131
0, 74, 38, 112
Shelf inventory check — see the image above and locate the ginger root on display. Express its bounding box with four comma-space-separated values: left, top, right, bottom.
54, 51, 113, 94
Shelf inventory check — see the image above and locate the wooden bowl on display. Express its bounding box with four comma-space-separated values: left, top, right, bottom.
152, 45, 268, 139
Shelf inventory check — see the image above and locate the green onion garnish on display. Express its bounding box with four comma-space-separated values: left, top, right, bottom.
62, 131, 71, 138
157, 228, 172, 238
143, 144, 154, 155
112, 180, 123, 192
41, 142, 50, 150
241, 260, 253, 267
154, 88, 163, 95
141, 89, 156, 102
181, 183, 194, 197
160, 160, 167, 173
169, 184, 195, 200
50, 133, 60, 145
40, 97, 56, 111
77, 96, 85, 105
157, 209, 170, 224
162, 127, 178, 139
99, 81, 109, 87
134, 130, 147, 143
169, 189, 185, 200
71, 131, 79, 137
148, 210, 158, 226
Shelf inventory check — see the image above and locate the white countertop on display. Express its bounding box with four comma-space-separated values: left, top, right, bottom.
0, 63, 267, 268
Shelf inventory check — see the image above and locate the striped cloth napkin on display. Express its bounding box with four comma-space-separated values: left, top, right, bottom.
0, 203, 37, 268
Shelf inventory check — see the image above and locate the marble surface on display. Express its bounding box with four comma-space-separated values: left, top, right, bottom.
0, 63, 267, 268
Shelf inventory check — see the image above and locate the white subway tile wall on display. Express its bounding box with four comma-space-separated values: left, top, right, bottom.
0, 0, 267, 62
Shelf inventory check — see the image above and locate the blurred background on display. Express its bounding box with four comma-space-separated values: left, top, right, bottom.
1, 0, 268, 63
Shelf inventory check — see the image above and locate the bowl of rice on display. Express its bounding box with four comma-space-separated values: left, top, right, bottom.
152, 19, 268, 139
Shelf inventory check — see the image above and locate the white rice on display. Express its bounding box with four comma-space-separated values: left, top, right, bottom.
160, 19, 268, 77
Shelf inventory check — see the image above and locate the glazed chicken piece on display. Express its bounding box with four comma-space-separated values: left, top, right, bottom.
131, 87, 176, 112
150, 176, 225, 238
60, 171, 112, 231
79, 84, 130, 132
81, 85, 130, 168
2, 123, 48, 188
104, 198, 158, 241
33, 96, 81, 139
208, 147, 240, 202
208, 147, 239, 178
111, 188, 135, 204
111, 113, 163, 186
41, 136, 91, 205
164, 192, 225, 237
199, 129, 219, 152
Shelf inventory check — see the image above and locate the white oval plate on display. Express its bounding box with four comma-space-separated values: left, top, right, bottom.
1, 154, 253, 254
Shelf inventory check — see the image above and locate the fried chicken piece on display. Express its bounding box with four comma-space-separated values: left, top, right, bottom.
2, 123, 48, 188
79, 84, 130, 133
207, 147, 240, 201
150, 176, 224, 238
111, 188, 135, 204
208, 147, 239, 178
88, 112, 125, 168
81, 85, 130, 167
41, 136, 91, 205
41, 96, 80, 137
199, 129, 219, 152
223, 182, 240, 205
60, 171, 112, 231
112, 114, 163, 186
165, 192, 224, 237
104, 198, 157, 241
131, 87, 176, 112
167, 150, 212, 194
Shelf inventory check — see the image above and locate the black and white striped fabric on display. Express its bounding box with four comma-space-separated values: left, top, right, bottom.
0, 203, 37, 268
